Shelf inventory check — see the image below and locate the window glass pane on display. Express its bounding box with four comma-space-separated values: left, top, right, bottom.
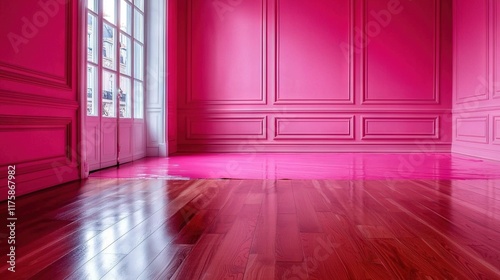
103, 0, 116, 24
102, 71, 116, 117
119, 34, 131, 75
134, 81, 144, 119
102, 23, 116, 70
119, 77, 131, 118
135, 0, 144, 11
133, 41, 143, 80
88, 0, 98, 13
134, 9, 144, 43
87, 65, 98, 116
120, 0, 132, 34
87, 14, 98, 63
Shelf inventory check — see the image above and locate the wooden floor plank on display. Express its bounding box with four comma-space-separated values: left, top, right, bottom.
245, 182, 277, 279
292, 180, 322, 233
276, 213, 304, 262
170, 234, 224, 280
276, 180, 296, 214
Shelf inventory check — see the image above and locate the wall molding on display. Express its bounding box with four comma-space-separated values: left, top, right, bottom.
453, 104, 500, 114
361, 116, 439, 140
186, 0, 266, 105
0, 1, 73, 89
186, 116, 267, 140
274, 116, 354, 140
0, 90, 78, 109
178, 143, 451, 153
274, 0, 354, 105
455, 116, 489, 144
454, 0, 490, 104
0, 115, 72, 168
362, 0, 440, 105
178, 108, 452, 114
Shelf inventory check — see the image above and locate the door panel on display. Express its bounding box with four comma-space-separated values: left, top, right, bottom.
86, 117, 100, 171
100, 119, 118, 168
119, 121, 134, 163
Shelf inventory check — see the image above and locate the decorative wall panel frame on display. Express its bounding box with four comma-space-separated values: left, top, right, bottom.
362, 116, 440, 140
274, 0, 354, 105
274, 116, 354, 139
186, 0, 267, 105
455, 116, 489, 144
362, 0, 440, 105
0, 115, 72, 170
186, 116, 267, 140
0, 1, 73, 89
454, 0, 490, 104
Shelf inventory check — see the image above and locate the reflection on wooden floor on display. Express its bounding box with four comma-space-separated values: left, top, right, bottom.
1, 178, 500, 279
89, 153, 500, 180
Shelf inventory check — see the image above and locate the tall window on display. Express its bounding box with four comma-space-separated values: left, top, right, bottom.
86, 0, 144, 119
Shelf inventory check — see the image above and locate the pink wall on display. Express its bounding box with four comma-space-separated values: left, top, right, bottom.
452, 0, 500, 161
176, 0, 453, 153
0, 0, 80, 199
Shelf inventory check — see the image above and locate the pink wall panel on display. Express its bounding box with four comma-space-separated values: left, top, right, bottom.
186, 117, 266, 140
0, 0, 72, 89
0, 0, 79, 199
277, 0, 351, 104
454, 0, 489, 103
177, 0, 452, 152
188, 0, 264, 104
274, 117, 353, 140
365, 0, 437, 103
455, 117, 489, 144
362, 117, 438, 140
0, 117, 70, 165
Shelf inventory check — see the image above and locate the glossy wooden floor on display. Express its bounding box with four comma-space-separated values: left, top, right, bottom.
1, 178, 500, 279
